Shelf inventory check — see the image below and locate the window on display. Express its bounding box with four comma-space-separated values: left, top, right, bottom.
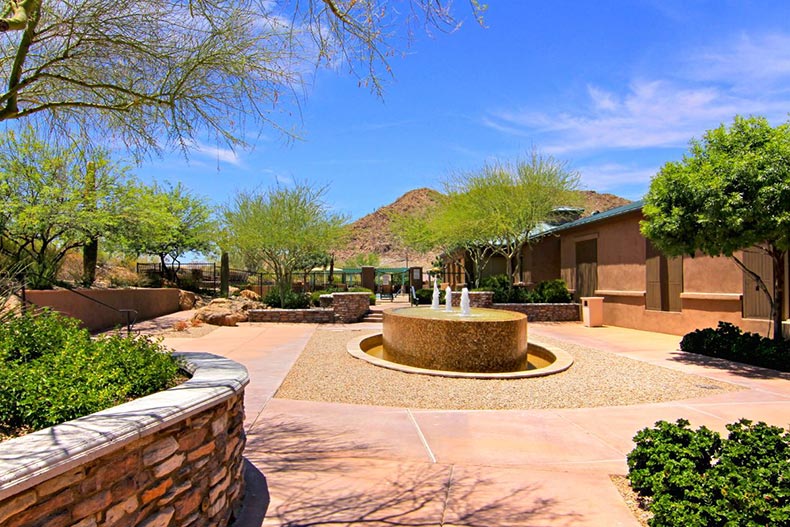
645, 240, 682, 312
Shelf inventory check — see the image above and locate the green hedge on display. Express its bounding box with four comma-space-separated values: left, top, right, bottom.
263, 289, 311, 309
680, 321, 790, 372
628, 418, 790, 526
0, 311, 182, 437
474, 276, 573, 304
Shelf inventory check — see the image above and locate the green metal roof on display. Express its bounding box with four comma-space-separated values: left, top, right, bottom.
531, 200, 644, 239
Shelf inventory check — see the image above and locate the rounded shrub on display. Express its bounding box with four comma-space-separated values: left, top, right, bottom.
0, 310, 182, 437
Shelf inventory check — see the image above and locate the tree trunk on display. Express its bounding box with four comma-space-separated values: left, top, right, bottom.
82, 238, 98, 287
220, 251, 229, 298
771, 248, 785, 341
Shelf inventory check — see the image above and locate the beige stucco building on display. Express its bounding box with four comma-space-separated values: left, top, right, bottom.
453, 201, 789, 337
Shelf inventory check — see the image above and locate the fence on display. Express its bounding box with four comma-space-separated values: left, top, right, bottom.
136, 263, 412, 295
136, 262, 263, 294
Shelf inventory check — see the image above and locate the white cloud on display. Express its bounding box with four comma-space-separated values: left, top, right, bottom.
188, 141, 243, 167
484, 31, 790, 155
576, 162, 659, 197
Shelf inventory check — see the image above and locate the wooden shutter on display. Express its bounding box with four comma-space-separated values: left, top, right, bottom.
645, 241, 661, 311
575, 239, 598, 300
742, 248, 772, 319
667, 256, 683, 312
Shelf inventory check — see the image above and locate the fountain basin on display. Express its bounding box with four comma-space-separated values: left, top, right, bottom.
347, 333, 573, 379
383, 306, 527, 373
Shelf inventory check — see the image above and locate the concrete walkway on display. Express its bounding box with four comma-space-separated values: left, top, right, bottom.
162, 319, 790, 527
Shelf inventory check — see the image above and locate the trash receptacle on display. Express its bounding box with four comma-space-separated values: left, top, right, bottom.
581, 297, 604, 327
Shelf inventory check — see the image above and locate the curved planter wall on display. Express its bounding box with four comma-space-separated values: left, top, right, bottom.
0, 352, 249, 527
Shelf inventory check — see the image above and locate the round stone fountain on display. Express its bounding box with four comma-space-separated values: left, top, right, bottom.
347, 288, 573, 379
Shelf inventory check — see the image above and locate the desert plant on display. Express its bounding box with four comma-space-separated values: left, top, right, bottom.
680, 322, 790, 371
627, 418, 790, 526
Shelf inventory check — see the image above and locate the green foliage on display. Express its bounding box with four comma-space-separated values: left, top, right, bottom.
0, 126, 132, 289
223, 183, 347, 308
627, 418, 790, 526
263, 289, 311, 309
680, 322, 790, 371
0, 310, 181, 436
533, 279, 573, 303
641, 115, 790, 339
414, 288, 445, 305
477, 276, 572, 304
118, 182, 216, 284
341, 253, 381, 268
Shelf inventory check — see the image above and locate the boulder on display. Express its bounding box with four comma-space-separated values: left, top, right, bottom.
192, 298, 254, 326
179, 290, 198, 310
239, 289, 261, 301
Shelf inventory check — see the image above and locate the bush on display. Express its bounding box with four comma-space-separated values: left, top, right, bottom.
533, 279, 573, 303
680, 321, 790, 371
0, 310, 182, 437
414, 288, 445, 305
263, 289, 312, 309
627, 418, 790, 526
476, 276, 573, 304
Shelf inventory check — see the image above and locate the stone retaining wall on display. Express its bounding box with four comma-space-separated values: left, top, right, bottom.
332, 292, 371, 323
450, 291, 494, 308
247, 308, 335, 323
492, 303, 581, 321
0, 353, 249, 527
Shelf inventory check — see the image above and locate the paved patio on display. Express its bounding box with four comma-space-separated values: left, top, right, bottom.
161, 306, 790, 527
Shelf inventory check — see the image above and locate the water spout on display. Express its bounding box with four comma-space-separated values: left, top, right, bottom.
460, 287, 471, 316
431, 277, 441, 310
445, 286, 453, 312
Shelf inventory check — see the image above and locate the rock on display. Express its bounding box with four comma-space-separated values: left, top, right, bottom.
179, 290, 198, 310
192, 298, 253, 326
239, 289, 260, 301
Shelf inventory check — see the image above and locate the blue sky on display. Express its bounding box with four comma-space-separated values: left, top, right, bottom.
137, 1, 790, 221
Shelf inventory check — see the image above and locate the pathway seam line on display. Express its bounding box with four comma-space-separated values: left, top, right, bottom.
407, 408, 437, 463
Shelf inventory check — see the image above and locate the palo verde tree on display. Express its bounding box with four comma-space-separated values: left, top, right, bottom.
0, 125, 131, 288
641, 115, 790, 340
0, 0, 485, 157
444, 150, 581, 287
117, 182, 216, 283
222, 182, 347, 307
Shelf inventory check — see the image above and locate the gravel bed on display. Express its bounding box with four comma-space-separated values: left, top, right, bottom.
274, 328, 742, 410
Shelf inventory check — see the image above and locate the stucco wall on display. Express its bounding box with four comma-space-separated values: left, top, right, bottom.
554, 209, 775, 336
521, 237, 561, 285
24, 288, 180, 332
0, 353, 249, 527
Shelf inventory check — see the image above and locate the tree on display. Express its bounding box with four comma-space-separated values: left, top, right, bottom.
0, 0, 484, 157
444, 150, 581, 286
222, 182, 346, 307
641, 115, 790, 340
118, 182, 216, 283
0, 126, 131, 288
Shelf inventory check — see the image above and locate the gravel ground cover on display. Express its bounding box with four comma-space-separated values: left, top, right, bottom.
275, 328, 742, 410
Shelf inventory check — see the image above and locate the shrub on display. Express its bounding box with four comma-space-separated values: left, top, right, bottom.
627, 418, 790, 526
476, 276, 573, 304
680, 321, 790, 371
263, 289, 312, 309
533, 279, 573, 303
414, 288, 445, 305
0, 310, 182, 437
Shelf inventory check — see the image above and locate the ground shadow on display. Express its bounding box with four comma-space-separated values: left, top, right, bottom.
243, 416, 580, 527
667, 350, 790, 381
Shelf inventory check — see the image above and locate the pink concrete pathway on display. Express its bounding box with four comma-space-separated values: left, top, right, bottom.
162, 321, 790, 527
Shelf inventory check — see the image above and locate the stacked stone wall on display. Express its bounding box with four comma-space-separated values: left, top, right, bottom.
247, 308, 334, 323
332, 293, 370, 323
492, 303, 581, 321
449, 291, 494, 308
0, 354, 248, 527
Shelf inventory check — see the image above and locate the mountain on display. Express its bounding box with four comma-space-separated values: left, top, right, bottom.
336, 188, 631, 269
